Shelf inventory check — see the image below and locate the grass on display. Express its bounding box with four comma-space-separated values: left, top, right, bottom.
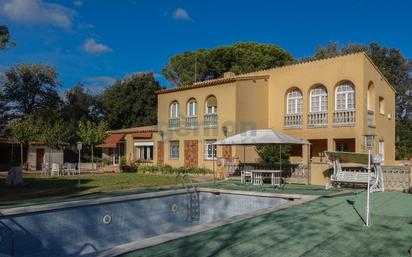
122, 190, 412, 257
0, 172, 201, 208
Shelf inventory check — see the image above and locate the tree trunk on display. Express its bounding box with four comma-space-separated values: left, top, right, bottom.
20, 143, 23, 169
91, 144, 94, 171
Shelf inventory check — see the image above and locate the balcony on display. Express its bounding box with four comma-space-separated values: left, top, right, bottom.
367, 110, 375, 127
333, 110, 355, 126
308, 112, 328, 128
168, 118, 180, 130
204, 113, 217, 128
185, 116, 198, 129
284, 114, 303, 129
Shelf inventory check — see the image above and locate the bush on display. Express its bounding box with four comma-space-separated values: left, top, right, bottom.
136, 164, 211, 175
121, 162, 139, 173
101, 158, 111, 166
120, 156, 127, 165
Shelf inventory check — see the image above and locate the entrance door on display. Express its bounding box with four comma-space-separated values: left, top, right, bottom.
36, 148, 45, 171
157, 142, 164, 165
184, 140, 198, 168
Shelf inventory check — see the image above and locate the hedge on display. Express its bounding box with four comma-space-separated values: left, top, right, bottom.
136, 164, 211, 175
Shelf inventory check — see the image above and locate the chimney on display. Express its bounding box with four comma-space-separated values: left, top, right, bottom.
223, 71, 236, 78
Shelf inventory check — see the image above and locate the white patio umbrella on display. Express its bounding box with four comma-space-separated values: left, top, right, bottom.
213, 129, 310, 177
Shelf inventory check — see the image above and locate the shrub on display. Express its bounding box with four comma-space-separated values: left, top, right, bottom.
101, 158, 111, 166
136, 165, 211, 175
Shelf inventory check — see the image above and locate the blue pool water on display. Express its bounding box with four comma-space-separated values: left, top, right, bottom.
0, 192, 287, 257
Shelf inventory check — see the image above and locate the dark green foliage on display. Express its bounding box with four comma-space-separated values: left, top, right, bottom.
0, 63, 62, 121
255, 145, 291, 164
305, 42, 412, 159
62, 84, 100, 144
162, 42, 296, 87
0, 25, 15, 50
99, 72, 162, 129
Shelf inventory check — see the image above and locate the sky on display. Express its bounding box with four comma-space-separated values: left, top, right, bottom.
0, 0, 411, 93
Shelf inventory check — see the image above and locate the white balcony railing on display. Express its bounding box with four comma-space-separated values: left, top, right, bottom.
204, 113, 217, 128
308, 112, 328, 128
367, 110, 375, 127
168, 118, 180, 130
284, 114, 303, 128
333, 110, 356, 126
185, 116, 198, 129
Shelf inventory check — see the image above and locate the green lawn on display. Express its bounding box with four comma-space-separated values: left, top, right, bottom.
122, 190, 412, 257
0, 173, 198, 207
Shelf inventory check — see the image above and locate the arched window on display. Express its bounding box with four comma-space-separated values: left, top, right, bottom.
187, 99, 197, 117
310, 86, 327, 112
205, 95, 217, 114
169, 101, 179, 118
335, 82, 355, 110
286, 89, 303, 114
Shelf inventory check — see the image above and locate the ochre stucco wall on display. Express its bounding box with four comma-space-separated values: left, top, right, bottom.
153, 53, 397, 170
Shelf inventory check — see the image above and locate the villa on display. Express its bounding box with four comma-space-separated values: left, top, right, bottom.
101, 53, 396, 170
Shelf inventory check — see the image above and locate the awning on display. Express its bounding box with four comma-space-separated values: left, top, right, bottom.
96, 134, 124, 148
134, 141, 154, 146
214, 129, 310, 146
132, 132, 152, 139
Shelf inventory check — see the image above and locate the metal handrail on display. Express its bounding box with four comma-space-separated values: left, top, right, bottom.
0, 219, 15, 256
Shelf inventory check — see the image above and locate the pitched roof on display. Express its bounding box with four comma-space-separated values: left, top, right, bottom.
156, 75, 270, 95
109, 125, 157, 134
96, 133, 124, 148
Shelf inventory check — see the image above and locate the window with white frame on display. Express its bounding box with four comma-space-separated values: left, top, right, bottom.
204, 140, 217, 160
310, 86, 328, 112
187, 99, 197, 116
170, 101, 179, 118
205, 96, 217, 114
379, 141, 385, 161
135, 144, 153, 161
169, 141, 179, 159
335, 83, 355, 110
286, 89, 303, 114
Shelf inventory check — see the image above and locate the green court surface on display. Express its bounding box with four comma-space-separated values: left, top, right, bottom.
122, 190, 412, 257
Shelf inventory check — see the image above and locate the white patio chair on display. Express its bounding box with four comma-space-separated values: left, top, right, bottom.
241, 165, 253, 183
51, 163, 60, 176
41, 162, 49, 175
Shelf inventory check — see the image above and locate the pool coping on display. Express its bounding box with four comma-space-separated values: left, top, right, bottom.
0, 187, 308, 217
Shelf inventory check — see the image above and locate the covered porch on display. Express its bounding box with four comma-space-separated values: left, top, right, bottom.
97, 133, 126, 165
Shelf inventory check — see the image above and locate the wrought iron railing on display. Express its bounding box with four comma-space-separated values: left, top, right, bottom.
168, 118, 180, 130
204, 113, 217, 128
185, 116, 198, 129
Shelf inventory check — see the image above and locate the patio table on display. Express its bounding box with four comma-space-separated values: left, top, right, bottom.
251, 170, 282, 188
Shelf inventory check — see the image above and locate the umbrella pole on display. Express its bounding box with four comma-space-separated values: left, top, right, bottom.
279, 145, 282, 171
243, 146, 246, 164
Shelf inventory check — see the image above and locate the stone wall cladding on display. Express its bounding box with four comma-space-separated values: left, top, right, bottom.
184, 140, 198, 168
382, 166, 411, 191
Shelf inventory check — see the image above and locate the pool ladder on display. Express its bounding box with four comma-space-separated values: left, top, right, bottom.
176, 174, 200, 222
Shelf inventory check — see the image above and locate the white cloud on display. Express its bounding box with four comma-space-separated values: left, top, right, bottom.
0, 0, 75, 29
82, 38, 112, 54
73, 0, 82, 7
173, 8, 191, 21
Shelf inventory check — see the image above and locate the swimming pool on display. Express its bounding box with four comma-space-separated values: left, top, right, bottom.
0, 188, 313, 257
